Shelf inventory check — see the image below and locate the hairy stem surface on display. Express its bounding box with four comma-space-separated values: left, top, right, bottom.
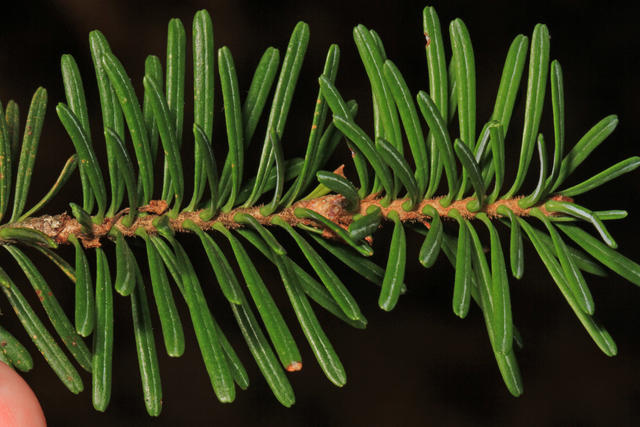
2, 194, 569, 249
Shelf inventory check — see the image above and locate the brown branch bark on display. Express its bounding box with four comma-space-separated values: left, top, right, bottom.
2, 194, 571, 248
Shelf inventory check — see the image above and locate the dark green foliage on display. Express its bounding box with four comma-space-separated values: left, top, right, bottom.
0, 5, 636, 417
316, 170, 360, 212
92, 248, 114, 411
11, 88, 48, 222
378, 211, 406, 311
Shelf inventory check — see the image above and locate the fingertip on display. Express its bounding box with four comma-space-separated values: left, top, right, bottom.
0, 361, 46, 427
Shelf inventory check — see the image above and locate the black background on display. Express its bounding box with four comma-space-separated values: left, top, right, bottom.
1, 0, 640, 425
